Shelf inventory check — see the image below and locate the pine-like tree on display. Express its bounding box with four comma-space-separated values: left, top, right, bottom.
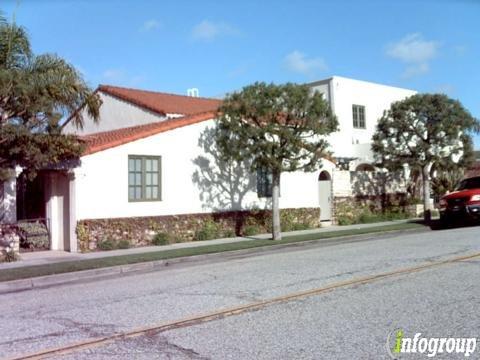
215, 82, 338, 240
372, 94, 479, 221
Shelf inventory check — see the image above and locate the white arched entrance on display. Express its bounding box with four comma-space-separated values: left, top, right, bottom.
318, 170, 332, 221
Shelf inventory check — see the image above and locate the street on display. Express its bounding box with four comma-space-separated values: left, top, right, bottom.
1, 225, 480, 359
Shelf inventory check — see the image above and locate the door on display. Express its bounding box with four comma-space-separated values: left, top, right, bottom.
318, 171, 332, 221
45, 172, 71, 251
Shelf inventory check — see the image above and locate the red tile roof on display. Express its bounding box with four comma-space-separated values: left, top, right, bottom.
81, 111, 216, 155
98, 85, 221, 116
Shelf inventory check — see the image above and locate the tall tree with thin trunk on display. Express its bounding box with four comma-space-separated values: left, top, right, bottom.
372, 93, 479, 222
215, 82, 338, 240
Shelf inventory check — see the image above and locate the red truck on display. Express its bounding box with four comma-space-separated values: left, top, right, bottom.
439, 176, 480, 225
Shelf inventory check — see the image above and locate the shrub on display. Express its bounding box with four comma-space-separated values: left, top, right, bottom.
76, 223, 89, 252
117, 239, 131, 249
195, 220, 219, 241
222, 229, 236, 238
97, 239, 116, 251
0, 249, 19, 263
152, 232, 170, 246
17, 221, 49, 250
336, 201, 411, 225
290, 222, 312, 231
357, 210, 381, 224
243, 225, 260, 236
335, 201, 358, 225
280, 212, 297, 232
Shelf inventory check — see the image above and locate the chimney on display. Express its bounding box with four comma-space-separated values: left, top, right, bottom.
187, 88, 199, 97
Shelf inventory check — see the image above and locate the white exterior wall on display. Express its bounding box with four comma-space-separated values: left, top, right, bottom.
75, 119, 324, 220
311, 76, 416, 162
309, 80, 331, 106
63, 92, 168, 135
332, 170, 353, 197
69, 76, 417, 221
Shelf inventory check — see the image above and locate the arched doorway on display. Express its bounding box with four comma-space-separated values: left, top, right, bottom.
318, 170, 332, 221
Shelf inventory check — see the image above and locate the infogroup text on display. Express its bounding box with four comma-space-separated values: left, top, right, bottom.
387, 329, 477, 358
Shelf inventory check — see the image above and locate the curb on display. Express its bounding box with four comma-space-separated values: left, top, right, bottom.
0, 226, 427, 295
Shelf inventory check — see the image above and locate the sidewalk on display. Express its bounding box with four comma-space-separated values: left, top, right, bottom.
1, 219, 419, 270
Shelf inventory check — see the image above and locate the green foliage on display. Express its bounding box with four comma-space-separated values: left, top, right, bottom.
216, 82, 338, 174
152, 232, 170, 246
0, 124, 85, 180
194, 220, 220, 241
279, 212, 313, 231
0, 14, 101, 180
117, 239, 131, 249
372, 93, 478, 220
17, 221, 49, 249
290, 222, 312, 231
222, 229, 236, 238
336, 202, 410, 226
97, 239, 116, 251
76, 223, 89, 252
372, 94, 479, 172
335, 201, 358, 225
430, 169, 465, 198
215, 82, 337, 239
243, 225, 260, 236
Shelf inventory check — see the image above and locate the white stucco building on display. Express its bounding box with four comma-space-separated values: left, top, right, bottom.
1, 76, 416, 251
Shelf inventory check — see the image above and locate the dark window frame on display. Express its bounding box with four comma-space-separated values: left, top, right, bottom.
256, 167, 273, 198
128, 155, 162, 202
352, 104, 366, 129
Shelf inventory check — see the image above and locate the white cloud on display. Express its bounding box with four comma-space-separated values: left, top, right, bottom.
284, 50, 328, 77
386, 33, 440, 78
191, 20, 238, 41
102, 68, 144, 86
140, 19, 161, 32
387, 33, 438, 63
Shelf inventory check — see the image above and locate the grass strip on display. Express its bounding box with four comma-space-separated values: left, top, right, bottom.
0, 222, 425, 283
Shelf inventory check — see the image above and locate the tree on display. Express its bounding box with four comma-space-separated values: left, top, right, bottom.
0, 13, 101, 180
372, 94, 479, 222
215, 82, 338, 240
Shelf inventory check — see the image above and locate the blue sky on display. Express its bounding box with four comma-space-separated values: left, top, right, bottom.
3, 0, 480, 146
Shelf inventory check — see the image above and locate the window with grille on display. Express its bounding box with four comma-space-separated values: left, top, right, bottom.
352, 105, 366, 129
128, 155, 162, 202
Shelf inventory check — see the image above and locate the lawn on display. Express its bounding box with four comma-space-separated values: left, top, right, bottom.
0, 222, 426, 283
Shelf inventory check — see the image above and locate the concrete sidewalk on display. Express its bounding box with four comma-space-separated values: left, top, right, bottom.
0, 219, 418, 270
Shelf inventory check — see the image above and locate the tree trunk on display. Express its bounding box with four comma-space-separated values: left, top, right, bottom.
422, 164, 432, 223
271, 170, 282, 240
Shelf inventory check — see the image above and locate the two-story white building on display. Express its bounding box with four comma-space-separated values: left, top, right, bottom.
1, 76, 416, 251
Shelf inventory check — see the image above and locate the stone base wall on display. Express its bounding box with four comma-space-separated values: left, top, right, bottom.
332, 193, 414, 224
0, 224, 20, 262
77, 207, 321, 252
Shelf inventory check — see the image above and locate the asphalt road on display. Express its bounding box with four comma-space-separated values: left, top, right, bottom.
1, 225, 480, 359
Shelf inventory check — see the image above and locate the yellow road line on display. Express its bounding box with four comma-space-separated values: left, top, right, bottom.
7, 251, 480, 360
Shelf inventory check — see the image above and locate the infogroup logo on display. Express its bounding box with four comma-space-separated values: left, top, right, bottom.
386, 329, 477, 358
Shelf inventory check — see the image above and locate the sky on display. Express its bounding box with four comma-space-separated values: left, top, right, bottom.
3, 0, 480, 146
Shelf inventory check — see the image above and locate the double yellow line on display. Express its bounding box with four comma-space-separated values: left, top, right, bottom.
8, 251, 480, 360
